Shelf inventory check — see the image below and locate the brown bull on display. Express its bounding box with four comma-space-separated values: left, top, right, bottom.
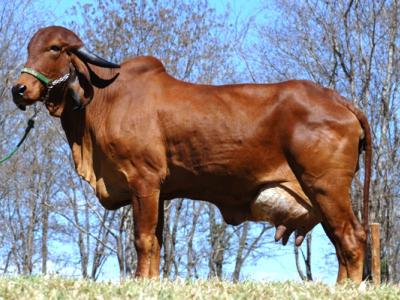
12, 26, 371, 282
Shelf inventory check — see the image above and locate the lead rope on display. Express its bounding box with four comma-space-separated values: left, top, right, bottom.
0, 105, 39, 164
1, 67, 70, 164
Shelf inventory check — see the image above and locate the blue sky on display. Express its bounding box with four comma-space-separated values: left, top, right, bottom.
26, 0, 338, 283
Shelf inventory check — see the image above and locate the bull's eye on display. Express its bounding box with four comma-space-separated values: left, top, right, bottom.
50, 45, 61, 52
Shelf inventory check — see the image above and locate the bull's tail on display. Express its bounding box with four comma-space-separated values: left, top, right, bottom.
341, 98, 372, 230
357, 109, 372, 230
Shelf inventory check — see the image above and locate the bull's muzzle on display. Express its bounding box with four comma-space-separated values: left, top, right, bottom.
11, 84, 28, 111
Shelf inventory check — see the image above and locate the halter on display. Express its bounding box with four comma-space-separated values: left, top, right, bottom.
21, 67, 71, 102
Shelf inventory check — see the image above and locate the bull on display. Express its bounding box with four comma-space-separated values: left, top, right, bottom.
11, 26, 371, 283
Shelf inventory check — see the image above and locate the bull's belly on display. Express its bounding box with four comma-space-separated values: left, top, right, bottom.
249, 186, 318, 232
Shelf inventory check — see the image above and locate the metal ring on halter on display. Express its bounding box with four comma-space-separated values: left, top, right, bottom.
41, 72, 71, 103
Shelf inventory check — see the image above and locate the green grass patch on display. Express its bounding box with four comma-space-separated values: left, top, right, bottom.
0, 276, 399, 300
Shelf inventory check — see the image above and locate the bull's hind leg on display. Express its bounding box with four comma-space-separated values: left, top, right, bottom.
321, 223, 347, 282
312, 171, 366, 283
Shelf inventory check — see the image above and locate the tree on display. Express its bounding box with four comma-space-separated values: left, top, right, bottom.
294, 233, 313, 281
0, 1, 61, 275
252, 0, 400, 282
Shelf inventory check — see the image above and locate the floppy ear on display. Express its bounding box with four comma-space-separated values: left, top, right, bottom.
66, 46, 119, 110
68, 53, 94, 110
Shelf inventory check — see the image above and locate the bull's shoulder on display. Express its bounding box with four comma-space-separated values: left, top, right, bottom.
121, 56, 166, 75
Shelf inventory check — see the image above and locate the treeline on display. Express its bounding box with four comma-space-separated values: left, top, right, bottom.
0, 0, 398, 282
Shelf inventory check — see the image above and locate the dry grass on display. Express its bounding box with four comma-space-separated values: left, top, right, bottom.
0, 276, 399, 300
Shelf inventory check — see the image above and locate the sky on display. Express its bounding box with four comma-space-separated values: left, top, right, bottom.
25, 0, 338, 283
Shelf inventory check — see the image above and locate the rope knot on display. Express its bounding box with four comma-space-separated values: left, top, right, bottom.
27, 119, 35, 128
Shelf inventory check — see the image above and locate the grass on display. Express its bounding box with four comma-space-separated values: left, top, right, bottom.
0, 276, 399, 300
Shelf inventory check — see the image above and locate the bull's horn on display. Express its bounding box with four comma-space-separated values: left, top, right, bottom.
73, 47, 120, 68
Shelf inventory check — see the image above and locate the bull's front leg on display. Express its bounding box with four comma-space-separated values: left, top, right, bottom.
132, 189, 163, 278
149, 198, 164, 277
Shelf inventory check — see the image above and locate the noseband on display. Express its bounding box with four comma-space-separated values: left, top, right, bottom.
21, 67, 71, 103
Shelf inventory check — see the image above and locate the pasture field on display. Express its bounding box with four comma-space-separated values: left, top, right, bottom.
0, 276, 399, 300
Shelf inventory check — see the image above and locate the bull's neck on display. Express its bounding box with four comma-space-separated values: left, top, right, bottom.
60, 66, 118, 185
62, 65, 118, 133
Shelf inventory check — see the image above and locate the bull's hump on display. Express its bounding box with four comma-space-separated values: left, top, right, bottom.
122, 56, 166, 75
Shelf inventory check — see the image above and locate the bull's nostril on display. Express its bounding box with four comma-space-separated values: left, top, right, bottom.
11, 84, 27, 111
12, 84, 27, 97
18, 85, 26, 95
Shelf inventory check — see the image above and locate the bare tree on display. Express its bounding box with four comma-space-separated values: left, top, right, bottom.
162, 199, 183, 278
253, 0, 400, 282
232, 223, 272, 281
294, 233, 313, 281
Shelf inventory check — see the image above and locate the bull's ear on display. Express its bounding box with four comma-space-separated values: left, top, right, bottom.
68, 53, 94, 110
85, 63, 119, 88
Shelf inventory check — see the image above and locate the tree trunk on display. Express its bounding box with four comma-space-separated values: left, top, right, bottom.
232, 222, 249, 282
294, 232, 313, 281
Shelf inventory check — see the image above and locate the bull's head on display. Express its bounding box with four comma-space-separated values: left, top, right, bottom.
12, 26, 119, 116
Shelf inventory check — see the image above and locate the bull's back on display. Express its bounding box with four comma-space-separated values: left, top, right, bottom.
159, 80, 282, 165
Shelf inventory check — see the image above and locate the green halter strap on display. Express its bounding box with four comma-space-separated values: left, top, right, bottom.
21, 67, 52, 85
